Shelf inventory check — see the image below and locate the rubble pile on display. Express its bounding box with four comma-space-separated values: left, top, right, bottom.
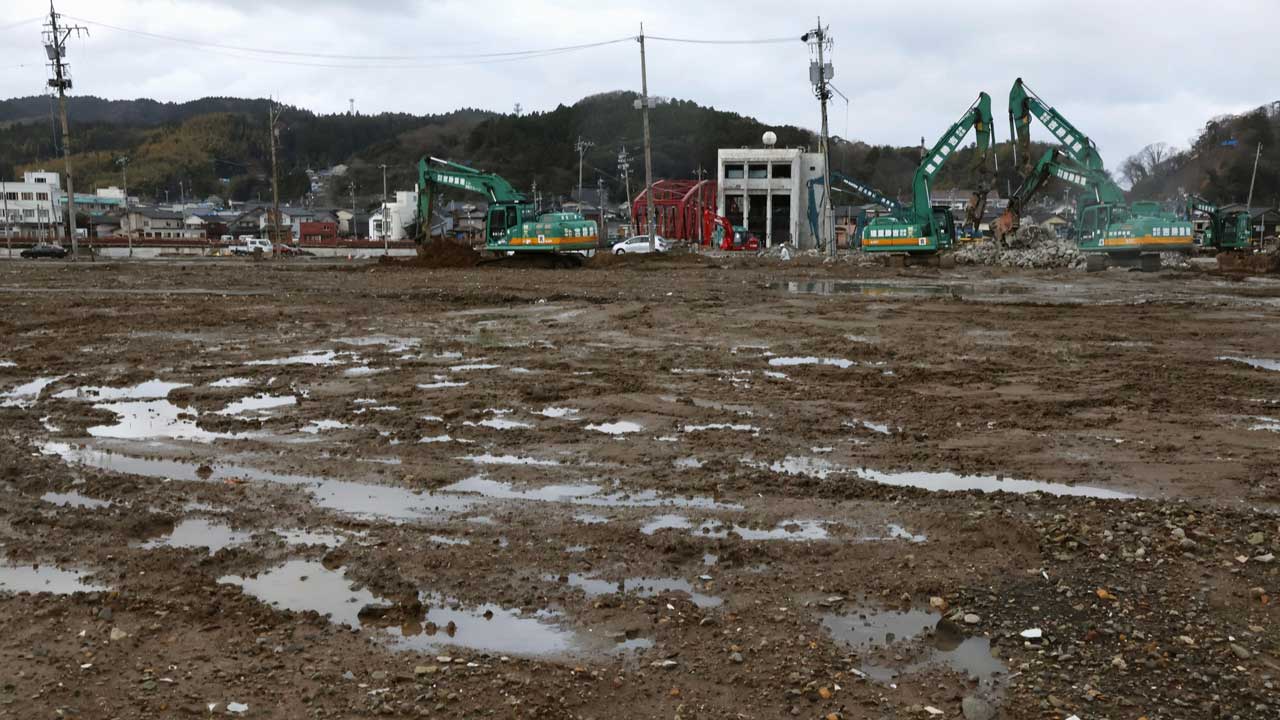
953, 226, 1084, 269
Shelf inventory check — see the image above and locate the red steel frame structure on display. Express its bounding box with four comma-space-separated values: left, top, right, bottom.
631, 179, 717, 244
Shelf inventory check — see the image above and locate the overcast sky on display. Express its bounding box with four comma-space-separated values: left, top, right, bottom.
3, 0, 1277, 172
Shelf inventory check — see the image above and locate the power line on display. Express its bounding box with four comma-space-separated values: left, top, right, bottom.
647, 35, 797, 45
0, 16, 43, 31
63, 14, 634, 63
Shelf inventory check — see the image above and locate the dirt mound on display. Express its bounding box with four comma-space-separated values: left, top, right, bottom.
384, 239, 481, 269
1217, 249, 1280, 274
954, 227, 1083, 269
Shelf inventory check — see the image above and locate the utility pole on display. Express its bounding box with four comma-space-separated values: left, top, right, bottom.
1246, 142, 1263, 240
380, 163, 389, 254
117, 156, 130, 256
268, 101, 283, 249
696, 165, 705, 247
804, 19, 834, 257
597, 176, 606, 245
347, 180, 356, 237
532, 180, 539, 214
45, 2, 87, 259
637, 25, 656, 251
618, 146, 633, 230
2, 181, 10, 258
574, 136, 594, 208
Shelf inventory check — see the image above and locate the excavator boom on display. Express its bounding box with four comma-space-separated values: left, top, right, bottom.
911, 92, 995, 233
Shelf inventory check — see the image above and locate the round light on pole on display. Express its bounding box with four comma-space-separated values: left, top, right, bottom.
762, 131, 778, 148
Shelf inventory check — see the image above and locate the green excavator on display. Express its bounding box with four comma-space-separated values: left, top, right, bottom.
1185, 195, 1252, 251
417, 156, 598, 263
852, 92, 995, 255
997, 78, 1192, 270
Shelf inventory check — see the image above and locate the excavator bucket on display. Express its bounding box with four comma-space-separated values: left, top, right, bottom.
964, 189, 990, 235
991, 209, 1020, 246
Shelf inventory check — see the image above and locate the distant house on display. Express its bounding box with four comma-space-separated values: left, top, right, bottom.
122, 207, 205, 240
299, 221, 338, 244
89, 213, 121, 238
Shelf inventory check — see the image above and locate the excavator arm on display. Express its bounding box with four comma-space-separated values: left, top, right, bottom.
910, 92, 995, 235
992, 149, 1098, 244
416, 156, 529, 242
1008, 78, 1106, 177
831, 171, 907, 217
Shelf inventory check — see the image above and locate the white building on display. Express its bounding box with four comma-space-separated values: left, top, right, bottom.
0, 171, 65, 240
370, 190, 418, 241
716, 145, 826, 249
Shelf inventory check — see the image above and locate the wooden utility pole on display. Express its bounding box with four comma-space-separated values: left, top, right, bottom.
45, 2, 87, 259
380, 163, 389, 254
618, 146, 632, 230
809, 18, 834, 257
1246, 142, 1263, 240
348, 180, 356, 237
268, 101, 283, 249
597, 176, 606, 245
117, 156, 130, 256
638, 25, 656, 251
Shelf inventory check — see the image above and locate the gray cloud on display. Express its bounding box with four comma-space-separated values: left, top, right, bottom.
3, 0, 1277, 171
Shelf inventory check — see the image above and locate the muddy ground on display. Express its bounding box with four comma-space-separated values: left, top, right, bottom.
0, 254, 1277, 719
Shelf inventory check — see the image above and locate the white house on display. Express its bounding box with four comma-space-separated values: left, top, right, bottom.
370, 190, 418, 241
0, 171, 64, 240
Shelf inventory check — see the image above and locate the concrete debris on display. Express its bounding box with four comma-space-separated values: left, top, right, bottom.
953, 227, 1084, 269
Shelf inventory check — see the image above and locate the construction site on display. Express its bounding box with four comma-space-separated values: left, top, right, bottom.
4, 3, 1280, 720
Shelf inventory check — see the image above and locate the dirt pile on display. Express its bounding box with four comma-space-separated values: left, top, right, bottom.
385, 239, 481, 268
1217, 248, 1280, 274
954, 227, 1084, 269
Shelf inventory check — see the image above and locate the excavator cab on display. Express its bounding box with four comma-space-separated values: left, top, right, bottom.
487, 205, 522, 242
931, 206, 957, 249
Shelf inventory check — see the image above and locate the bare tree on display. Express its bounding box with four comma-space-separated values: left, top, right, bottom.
1121, 142, 1179, 187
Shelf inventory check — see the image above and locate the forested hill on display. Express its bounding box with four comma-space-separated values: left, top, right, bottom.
3, 91, 1272, 210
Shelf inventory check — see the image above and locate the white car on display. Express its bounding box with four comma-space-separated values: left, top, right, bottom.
611, 235, 669, 254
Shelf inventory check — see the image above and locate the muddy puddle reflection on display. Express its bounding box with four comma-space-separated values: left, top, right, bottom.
0, 564, 107, 594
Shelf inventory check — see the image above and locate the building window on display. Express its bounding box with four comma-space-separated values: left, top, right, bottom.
24, 209, 35, 218
748, 164, 768, 179
772, 163, 792, 179
21, 192, 34, 201
724, 164, 746, 179
4, 192, 16, 201
36, 192, 48, 201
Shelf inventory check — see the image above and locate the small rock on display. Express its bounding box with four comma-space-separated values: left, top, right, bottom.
1246, 532, 1264, 546
96, 608, 113, 622
341, 671, 355, 681
370, 671, 387, 681
1255, 553, 1275, 563
1019, 628, 1043, 640
728, 652, 743, 664
109, 627, 128, 642
963, 613, 981, 625
1229, 643, 1251, 660
414, 665, 437, 676
1171, 528, 1186, 540
929, 596, 948, 612
961, 695, 996, 720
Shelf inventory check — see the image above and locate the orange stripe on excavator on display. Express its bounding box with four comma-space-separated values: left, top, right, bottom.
1099, 235, 1192, 248
506, 235, 598, 246
863, 237, 929, 247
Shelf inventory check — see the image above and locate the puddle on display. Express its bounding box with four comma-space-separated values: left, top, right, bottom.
343, 366, 387, 377
337, 335, 420, 353
274, 529, 346, 547
246, 350, 356, 367
697, 519, 829, 541
217, 393, 297, 416
43, 442, 478, 522
2, 376, 64, 408
885, 524, 927, 543
673, 457, 704, 470
585, 421, 643, 435
142, 518, 252, 553
450, 363, 500, 372
847, 419, 893, 435
0, 360, 15, 367
763, 371, 788, 380
768, 357, 855, 369
429, 535, 470, 546
549, 573, 722, 608
822, 603, 1006, 685
466, 417, 533, 430
419, 434, 455, 443
52, 379, 189, 401
220, 560, 378, 627
459, 454, 559, 467
386, 597, 583, 658
1219, 356, 1280, 372
681, 423, 759, 434
210, 377, 253, 389
444, 476, 736, 510
538, 407, 579, 419
301, 420, 350, 434
88, 400, 238, 442
640, 514, 693, 534
768, 456, 843, 479
418, 380, 468, 390
40, 491, 111, 509
1250, 416, 1280, 432
860, 468, 1135, 500
702, 553, 718, 566
0, 564, 107, 594
574, 513, 610, 525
